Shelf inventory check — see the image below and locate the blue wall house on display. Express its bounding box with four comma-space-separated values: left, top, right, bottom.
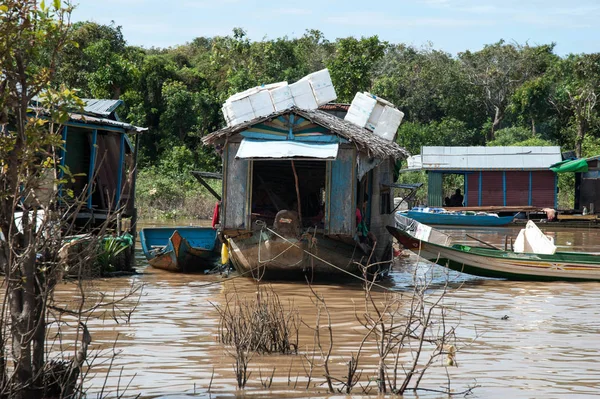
551, 155, 600, 213
202, 107, 408, 279
54, 99, 146, 232
404, 146, 562, 209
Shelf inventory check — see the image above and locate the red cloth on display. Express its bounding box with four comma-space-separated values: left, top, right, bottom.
212, 201, 220, 229
356, 208, 362, 225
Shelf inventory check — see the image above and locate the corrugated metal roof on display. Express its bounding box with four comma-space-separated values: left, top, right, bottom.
81, 99, 123, 117
202, 107, 409, 160
404, 146, 562, 171
68, 113, 147, 133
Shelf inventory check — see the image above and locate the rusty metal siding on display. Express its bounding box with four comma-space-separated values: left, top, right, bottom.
223, 142, 252, 230
466, 173, 478, 206
505, 171, 530, 206
327, 147, 356, 235
481, 171, 504, 206
466, 173, 479, 206
531, 171, 556, 208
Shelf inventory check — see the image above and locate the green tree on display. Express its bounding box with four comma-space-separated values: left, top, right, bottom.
459, 41, 556, 141
328, 36, 387, 102
396, 118, 482, 155
56, 21, 136, 98
549, 53, 600, 157
0, 1, 78, 397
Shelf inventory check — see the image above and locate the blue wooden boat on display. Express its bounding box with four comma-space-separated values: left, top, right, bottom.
402, 210, 515, 227
139, 227, 219, 272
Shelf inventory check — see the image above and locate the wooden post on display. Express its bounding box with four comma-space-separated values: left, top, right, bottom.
291, 160, 302, 226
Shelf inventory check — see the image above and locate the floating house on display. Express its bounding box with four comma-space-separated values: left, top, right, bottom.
202, 107, 408, 278
551, 155, 600, 213
404, 146, 562, 209
57, 99, 146, 231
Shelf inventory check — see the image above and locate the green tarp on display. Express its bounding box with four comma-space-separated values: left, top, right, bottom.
550, 159, 589, 173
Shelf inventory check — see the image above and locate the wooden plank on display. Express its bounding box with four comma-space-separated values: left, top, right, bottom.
557, 214, 598, 221
224, 142, 250, 230
327, 148, 355, 235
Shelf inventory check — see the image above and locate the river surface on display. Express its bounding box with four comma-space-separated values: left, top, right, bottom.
67, 223, 600, 398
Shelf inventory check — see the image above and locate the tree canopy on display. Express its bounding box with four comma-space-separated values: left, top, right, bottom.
49, 23, 600, 170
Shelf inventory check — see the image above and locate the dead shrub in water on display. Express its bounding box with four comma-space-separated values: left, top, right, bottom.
303, 263, 477, 396
213, 285, 300, 389
214, 285, 300, 355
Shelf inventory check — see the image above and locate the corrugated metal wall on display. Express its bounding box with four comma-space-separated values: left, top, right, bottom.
466, 173, 480, 206
506, 171, 530, 206
481, 171, 503, 206
427, 172, 443, 207
531, 171, 556, 208
465, 171, 555, 208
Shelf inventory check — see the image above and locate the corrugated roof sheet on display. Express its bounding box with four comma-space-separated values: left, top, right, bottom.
81, 99, 123, 117
68, 113, 147, 133
405, 146, 562, 171
202, 107, 408, 160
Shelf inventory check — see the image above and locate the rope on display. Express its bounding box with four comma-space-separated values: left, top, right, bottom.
166, 223, 503, 321
261, 226, 502, 321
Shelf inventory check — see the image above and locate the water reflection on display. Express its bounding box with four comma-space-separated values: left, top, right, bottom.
61, 225, 600, 398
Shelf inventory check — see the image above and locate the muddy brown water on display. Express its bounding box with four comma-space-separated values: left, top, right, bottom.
61, 223, 600, 398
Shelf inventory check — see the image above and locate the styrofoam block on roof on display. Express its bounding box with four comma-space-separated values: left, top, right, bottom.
249, 89, 275, 118
301, 69, 337, 105
363, 91, 394, 107
366, 102, 385, 131
373, 106, 404, 141
221, 104, 231, 125
270, 84, 295, 112
263, 81, 287, 90
222, 96, 255, 126
344, 92, 377, 128
290, 79, 318, 110
226, 86, 261, 104
312, 84, 337, 106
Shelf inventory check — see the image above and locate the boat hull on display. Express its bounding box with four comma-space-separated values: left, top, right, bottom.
227, 231, 390, 280
404, 211, 515, 226
140, 227, 219, 273
388, 226, 600, 281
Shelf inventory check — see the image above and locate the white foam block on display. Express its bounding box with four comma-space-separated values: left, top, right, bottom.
222, 96, 255, 126
226, 86, 260, 104
373, 106, 404, 141
270, 84, 295, 112
344, 92, 377, 128
249, 89, 275, 118
366, 102, 385, 131
290, 79, 318, 110
303, 69, 337, 105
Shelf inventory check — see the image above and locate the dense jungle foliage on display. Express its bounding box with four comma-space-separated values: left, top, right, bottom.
52, 22, 600, 216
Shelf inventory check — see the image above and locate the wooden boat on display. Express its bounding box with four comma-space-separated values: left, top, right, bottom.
387, 221, 600, 281
403, 210, 515, 226
227, 209, 390, 281
227, 229, 387, 280
139, 227, 219, 273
